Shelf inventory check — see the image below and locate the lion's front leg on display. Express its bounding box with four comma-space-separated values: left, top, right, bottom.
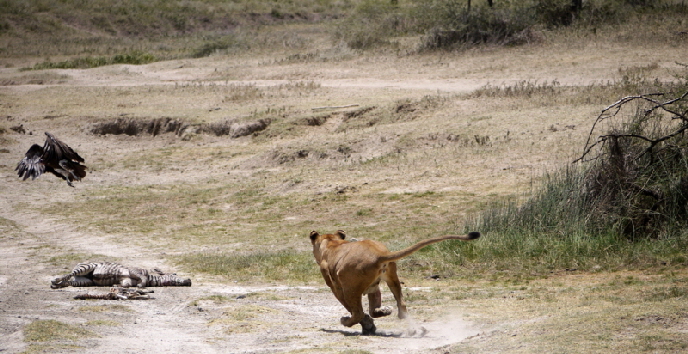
325, 269, 354, 313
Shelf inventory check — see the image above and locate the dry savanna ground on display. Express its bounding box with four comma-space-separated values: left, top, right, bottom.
1, 19, 688, 354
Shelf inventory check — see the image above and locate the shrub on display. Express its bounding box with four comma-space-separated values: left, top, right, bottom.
458, 76, 688, 271
532, 0, 579, 27
577, 90, 688, 239
410, 0, 682, 50
192, 34, 250, 58
413, 1, 544, 50
472, 85, 688, 241
333, 0, 414, 49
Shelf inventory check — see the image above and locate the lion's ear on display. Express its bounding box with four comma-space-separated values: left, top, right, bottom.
309, 231, 319, 241
336, 230, 346, 239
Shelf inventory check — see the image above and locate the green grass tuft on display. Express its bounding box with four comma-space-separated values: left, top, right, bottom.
24, 319, 96, 342
178, 250, 319, 284
27, 51, 156, 70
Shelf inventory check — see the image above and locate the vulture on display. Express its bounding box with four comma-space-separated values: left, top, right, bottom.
16, 132, 87, 187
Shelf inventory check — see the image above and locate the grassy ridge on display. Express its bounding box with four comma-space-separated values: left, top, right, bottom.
0, 0, 350, 60
0, 0, 351, 36
27, 51, 156, 70
179, 250, 318, 283
4, 1, 687, 61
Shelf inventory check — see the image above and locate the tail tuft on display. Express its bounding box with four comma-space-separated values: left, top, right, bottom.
467, 232, 481, 240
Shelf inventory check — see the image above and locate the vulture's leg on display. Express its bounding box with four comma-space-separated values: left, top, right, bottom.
59, 159, 81, 182
54, 160, 76, 187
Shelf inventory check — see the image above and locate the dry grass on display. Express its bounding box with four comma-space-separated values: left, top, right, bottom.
210, 304, 280, 334
446, 269, 688, 353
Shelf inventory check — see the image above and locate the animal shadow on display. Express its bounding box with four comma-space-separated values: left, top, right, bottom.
320, 326, 427, 338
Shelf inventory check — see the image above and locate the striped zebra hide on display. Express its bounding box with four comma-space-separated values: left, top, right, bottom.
51, 262, 191, 289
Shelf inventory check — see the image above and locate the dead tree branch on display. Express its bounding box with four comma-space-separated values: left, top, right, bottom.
574, 91, 688, 164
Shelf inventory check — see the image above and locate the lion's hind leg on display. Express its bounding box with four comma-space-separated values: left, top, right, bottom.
341, 313, 376, 335
383, 262, 408, 319
325, 269, 353, 314
339, 294, 365, 328
366, 284, 393, 318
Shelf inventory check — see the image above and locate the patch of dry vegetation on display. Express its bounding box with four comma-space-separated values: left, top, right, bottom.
447, 270, 688, 353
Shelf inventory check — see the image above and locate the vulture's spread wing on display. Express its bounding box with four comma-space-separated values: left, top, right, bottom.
43, 132, 85, 164
16, 144, 45, 180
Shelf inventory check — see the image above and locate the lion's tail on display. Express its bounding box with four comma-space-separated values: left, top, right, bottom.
377, 232, 480, 264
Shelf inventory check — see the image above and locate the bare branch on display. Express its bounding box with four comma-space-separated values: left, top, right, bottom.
574, 92, 688, 164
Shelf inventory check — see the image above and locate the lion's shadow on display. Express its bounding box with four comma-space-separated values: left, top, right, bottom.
320, 328, 423, 338
320, 328, 402, 337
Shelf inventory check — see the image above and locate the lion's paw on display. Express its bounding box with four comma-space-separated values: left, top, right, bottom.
372, 306, 393, 318
360, 314, 376, 335
340, 316, 354, 327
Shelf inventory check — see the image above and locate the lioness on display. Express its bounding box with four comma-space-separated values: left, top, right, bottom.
310, 230, 480, 334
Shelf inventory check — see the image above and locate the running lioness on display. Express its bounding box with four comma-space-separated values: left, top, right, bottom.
309, 230, 480, 334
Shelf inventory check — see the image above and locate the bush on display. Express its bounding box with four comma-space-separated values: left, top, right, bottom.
333, 0, 412, 49
419, 7, 535, 49
409, 0, 684, 50
412, 1, 553, 50
471, 85, 688, 241
457, 76, 688, 271
532, 0, 578, 27
192, 35, 250, 58
578, 90, 688, 239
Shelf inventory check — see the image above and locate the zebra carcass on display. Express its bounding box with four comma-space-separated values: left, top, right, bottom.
51, 262, 191, 289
